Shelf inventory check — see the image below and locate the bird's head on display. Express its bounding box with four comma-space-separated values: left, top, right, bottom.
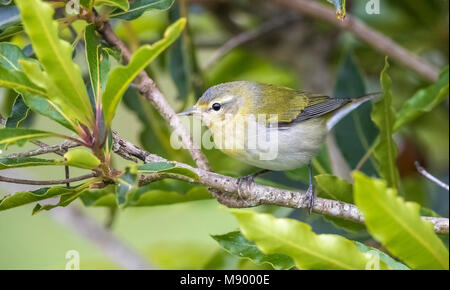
178, 81, 257, 127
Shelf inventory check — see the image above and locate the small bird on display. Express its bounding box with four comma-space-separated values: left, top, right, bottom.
179, 81, 377, 212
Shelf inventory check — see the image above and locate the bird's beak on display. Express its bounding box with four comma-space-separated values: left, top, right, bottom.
177, 106, 200, 116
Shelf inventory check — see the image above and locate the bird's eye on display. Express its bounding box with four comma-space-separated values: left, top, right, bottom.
212, 103, 221, 111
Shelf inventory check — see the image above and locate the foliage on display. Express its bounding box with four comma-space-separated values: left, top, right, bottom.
0, 0, 448, 270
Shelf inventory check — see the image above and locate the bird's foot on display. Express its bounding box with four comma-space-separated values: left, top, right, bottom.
237, 170, 270, 202
305, 184, 315, 214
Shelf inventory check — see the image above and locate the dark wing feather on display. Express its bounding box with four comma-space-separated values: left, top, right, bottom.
278, 98, 351, 127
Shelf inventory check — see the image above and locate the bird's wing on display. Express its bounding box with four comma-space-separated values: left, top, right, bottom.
248, 83, 350, 126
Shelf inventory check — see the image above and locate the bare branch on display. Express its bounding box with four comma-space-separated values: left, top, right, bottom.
50, 205, 152, 269
415, 161, 449, 191
0, 173, 97, 186
111, 132, 449, 235
203, 14, 300, 70
274, 0, 440, 82
4, 140, 79, 158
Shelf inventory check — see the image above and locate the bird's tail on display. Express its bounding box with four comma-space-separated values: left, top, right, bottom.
326, 92, 381, 130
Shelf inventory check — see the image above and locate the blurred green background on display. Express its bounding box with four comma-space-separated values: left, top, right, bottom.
0, 0, 448, 269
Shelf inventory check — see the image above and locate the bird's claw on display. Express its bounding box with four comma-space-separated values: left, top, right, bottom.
305, 184, 315, 214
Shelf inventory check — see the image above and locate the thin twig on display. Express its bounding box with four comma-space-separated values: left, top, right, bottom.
4, 140, 79, 158
112, 132, 449, 235
415, 161, 449, 191
0, 173, 97, 186
203, 14, 300, 70
274, 0, 440, 82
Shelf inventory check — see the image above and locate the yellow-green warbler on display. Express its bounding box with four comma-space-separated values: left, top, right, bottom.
179, 81, 377, 212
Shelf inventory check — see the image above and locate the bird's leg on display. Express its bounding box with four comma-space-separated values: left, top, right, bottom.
305, 161, 315, 214
237, 169, 271, 200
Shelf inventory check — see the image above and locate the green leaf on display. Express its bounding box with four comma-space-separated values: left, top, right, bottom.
80, 185, 117, 207
211, 231, 294, 270
5, 95, 29, 128
354, 241, 410, 270
32, 191, 80, 214
0, 6, 21, 40
0, 186, 76, 211
315, 174, 353, 204
22, 94, 76, 132
137, 162, 199, 181
32, 184, 91, 214
0, 42, 28, 71
371, 58, 400, 189
116, 167, 138, 206
0, 128, 57, 148
0, 43, 77, 132
0, 157, 61, 170
332, 53, 378, 175
230, 209, 390, 270
0, 66, 47, 97
102, 18, 186, 125
15, 0, 94, 127
84, 24, 110, 100
127, 182, 211, 206
109, 0, 175, 20
168, 2, 191, 101
353, 171, 449, 270
315, 174, 365, 232
64, 148, 101, 170
95, 0, 129, 10
80, 181, 212, 207
394, 66, 449, 131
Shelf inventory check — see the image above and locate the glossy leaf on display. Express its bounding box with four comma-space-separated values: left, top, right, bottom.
354, 241, 410, 270
84, 24, 110, 100
353, 171, 449, 270
212, 231, 294, 270
315, 174, 353, 204
102, 18, 186, 125
22, 94, 76, 131
116, 167, 139, 206
168, 2, 191, 101
0, 157, 60, 170
230, 209, 390, 270
0, 186, 76, 211
394, 66, 449, 131
15, 0, 94, 126
315, 174, 364, 232
5, 95, 29, 128
0, 37, 77, 132
80, 181, 211, 207
0, 5, 21, 40
137, 162, 199, 181
32, 191, 81, 215
80, 185, 116, 207
371, 58, 400, 189
333, 54, 377, 175
0, 66, 47, 97
0, 128, 57, 148
95, 0, 129, 10
127, 182, 211, 206
109, 0, 175, 20
64, 148, 101, 170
